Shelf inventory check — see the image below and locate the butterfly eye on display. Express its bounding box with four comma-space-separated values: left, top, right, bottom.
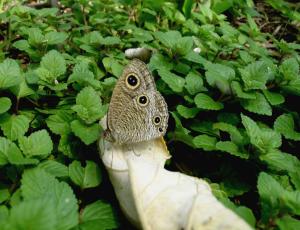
153, 116, 161, 125
125, 74, 140, 89
137, 95, 149, 106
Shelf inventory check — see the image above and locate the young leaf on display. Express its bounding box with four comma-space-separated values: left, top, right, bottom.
279, 57, 299, 81
0, 115, 30, 141
27, 28, 44, 45
19, 130, 53, 157
241, 114, 281, 153
0, 59, 21, 89
72, 87, 106, 124
274, 114, 300, 141
194, 93, 223, 110
40, 50, 66, 79
71, 120, 100, 145
0, 98, 11, 114
239, 61, 270, 90
69, 161, 102, 189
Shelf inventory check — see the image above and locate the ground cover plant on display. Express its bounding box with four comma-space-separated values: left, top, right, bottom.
0, 0, 299, 229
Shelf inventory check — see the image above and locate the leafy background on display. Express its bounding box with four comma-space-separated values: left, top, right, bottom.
0, 0, 300, 229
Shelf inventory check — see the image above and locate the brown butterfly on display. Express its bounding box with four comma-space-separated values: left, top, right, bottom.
104, 59, 168, 144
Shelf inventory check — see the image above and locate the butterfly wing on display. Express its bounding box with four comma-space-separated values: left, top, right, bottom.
105, 59, 168, 144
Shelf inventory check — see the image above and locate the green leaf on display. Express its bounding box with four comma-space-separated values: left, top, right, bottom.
216, 141, 249, 159
71, 120, 100, 145
102, 57, 123, 77
231, 81, 256, 99
262, 90, 285, 105
176, 105, 199, 119
258, 172, 300, 221
69, 160, 102, 189
182, 0, 193, 18
58, 135, 75, 158
38, 160, 69, 178
0, 59, 21, 89
239, 61, 270, 90
79, 200, 119, 230
241, 93, 272, 116
68, 62, 101, 88
157, 69, 185, 93
0, 205, 9, 226
175, 36, 193, 56
0, 189, 10, 203
0, 115, 30, 141
205, 63, 235, 94
101, 36, 121, 45
21, 168, 78, 230
46, 111, 73, 136
193, 134, 217, 151
27, 28, 44, 45
13, 40, 31, 52
19, 130, 53, 157
45, 31, 68, 45
170, 112, 194, 147
282, 78, 300, 96
0, 98, 11, 114
9, 198, 57, 230
185, 71, 204, 95
149, 53, 173, 71
72, 87, 106, 124
194, 93, 223, 110
279, 57, 299, 81
241, 114, 281, 153
154, 30, 182, 49
220, 198, 255, 227
213, 122, 244, 144
260, 150, 300, 173
10, 77, 35, 98
274, 114, 300, 141
276, 215, 300, 230
0, 137, 38, 166
257, 172, 284, 221
40, 50, 66, 78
